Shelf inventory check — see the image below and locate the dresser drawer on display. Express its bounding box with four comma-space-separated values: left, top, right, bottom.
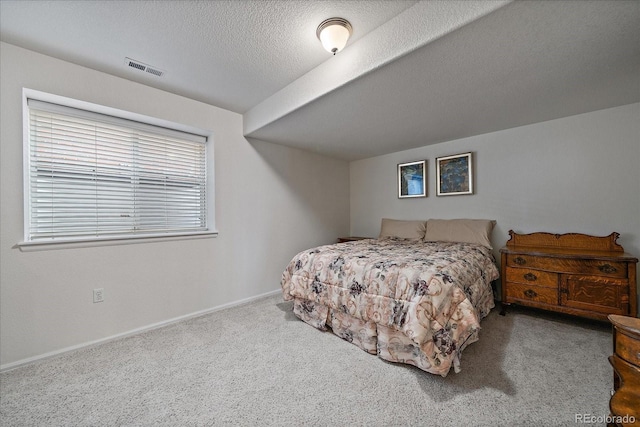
506, 267, 558, 288
615, 330, 640, 365
505, 282, 558, 305
506, 254, 627, 278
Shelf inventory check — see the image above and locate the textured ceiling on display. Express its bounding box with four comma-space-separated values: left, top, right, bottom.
1, 0, 639, 161
247, 0, 640, 159
0, 0, 416, 113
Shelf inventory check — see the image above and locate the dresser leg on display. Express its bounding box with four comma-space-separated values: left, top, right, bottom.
499, 303, 509, 316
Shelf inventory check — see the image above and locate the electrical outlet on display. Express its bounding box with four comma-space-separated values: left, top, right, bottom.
93, 288, 104, 303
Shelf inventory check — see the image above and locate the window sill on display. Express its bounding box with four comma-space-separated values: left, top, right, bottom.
16, 230, 219, 252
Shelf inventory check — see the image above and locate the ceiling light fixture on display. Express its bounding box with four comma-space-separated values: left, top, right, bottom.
316, 17, 352, 55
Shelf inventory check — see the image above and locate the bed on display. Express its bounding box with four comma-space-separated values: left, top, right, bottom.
280, 218, 500, 377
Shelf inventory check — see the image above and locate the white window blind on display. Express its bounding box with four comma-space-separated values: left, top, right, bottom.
26, 99, 208, 243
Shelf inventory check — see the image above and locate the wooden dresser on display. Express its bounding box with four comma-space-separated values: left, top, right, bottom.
500, 231, 638, 321
608, 315, 640, 427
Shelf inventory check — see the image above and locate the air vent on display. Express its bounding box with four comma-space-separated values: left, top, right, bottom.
124, 57, 165, 77
145, 67, 164, 77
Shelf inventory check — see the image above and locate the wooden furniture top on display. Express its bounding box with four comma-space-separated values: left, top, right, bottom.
337, 236, 371, 243
501, 230, 638, 262
609, 314, 640, 336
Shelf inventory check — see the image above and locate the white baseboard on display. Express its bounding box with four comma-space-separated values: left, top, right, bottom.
0, 289, 282, 372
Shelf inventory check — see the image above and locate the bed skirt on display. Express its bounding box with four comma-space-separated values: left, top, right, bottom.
293, 297, 478, 376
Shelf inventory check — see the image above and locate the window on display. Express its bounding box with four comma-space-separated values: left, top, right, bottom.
22, 91, 214, 246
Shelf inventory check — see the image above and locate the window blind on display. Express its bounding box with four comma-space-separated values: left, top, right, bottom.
26, 99, 207, 242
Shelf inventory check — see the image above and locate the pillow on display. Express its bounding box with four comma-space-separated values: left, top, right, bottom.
378, 218, 427, 240
424, 219, 496, 248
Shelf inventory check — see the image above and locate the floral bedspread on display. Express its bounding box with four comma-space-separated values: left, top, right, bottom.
281, 238, 500, 376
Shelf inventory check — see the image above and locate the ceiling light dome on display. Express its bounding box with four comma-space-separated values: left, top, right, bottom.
316, 18, 353, 55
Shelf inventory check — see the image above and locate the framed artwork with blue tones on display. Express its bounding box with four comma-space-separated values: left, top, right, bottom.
436, 152, 473, 196
398, 160, 426, 198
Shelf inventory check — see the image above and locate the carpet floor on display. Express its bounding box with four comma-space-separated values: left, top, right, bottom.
0, 294, 613, 426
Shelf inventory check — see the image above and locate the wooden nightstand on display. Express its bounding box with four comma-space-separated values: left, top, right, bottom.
500, 230, 638, 321
337, 236, 371, 243
608, 315, 640, 427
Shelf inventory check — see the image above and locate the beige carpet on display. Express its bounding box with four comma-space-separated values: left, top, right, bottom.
0, 293, 613, 426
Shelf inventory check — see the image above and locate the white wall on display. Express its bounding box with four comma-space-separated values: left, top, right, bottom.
350, 103, 640, 301
0, 42, 350, 368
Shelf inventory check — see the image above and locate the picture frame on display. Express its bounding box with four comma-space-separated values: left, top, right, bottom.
398, 160, 426, 198
436, 152, 473, 196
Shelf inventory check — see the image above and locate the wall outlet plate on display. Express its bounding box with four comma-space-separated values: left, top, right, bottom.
93, 288, 104, 303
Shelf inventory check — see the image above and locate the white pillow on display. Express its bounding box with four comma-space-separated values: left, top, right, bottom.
379, 218, 427, 240
424, 219, 496, 248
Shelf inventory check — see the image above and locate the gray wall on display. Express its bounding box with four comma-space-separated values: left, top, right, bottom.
2, 40, 637, 368
0, 42, 350, 368
350, 103, 640, 300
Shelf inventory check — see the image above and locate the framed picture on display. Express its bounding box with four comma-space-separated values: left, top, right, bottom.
436, 152, 473, 196
398, 160, 426, 198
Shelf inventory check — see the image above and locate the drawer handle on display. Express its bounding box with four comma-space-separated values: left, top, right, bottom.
513, 257, 527, 265
523, 273, 537, 281
598, 264, 617, 274
524, 289, 538, 298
